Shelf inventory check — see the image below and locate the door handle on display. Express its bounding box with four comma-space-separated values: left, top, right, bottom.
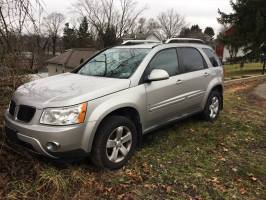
176, 79, 183, 84
203, 72, 210, 77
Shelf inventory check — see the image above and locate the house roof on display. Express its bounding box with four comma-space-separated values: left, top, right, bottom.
47, 48, 97, 68
122, 31, 163, 42
146, 32, 163, 41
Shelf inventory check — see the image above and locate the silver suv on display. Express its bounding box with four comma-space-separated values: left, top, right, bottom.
4, 42, 223, 169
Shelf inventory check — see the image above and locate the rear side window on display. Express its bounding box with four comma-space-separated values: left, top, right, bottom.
203, 48, 221, 67
177, 47, 206, 73
148, 48, 179, 76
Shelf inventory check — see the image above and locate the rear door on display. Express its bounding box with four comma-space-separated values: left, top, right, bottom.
176, 47, 212, 113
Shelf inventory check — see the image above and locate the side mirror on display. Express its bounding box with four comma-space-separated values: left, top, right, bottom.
147, 69, 170, 82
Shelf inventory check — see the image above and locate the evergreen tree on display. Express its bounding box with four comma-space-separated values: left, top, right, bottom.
218, 0, 266, 59
77, 17, 92, 47
98, 26, 119, 48
63, 23, 77, 50
179, 27, 191, 37
190, 25, 202, 33
179, 25, 207, 41
217, 30, 242, 62
204, 27, 215, 39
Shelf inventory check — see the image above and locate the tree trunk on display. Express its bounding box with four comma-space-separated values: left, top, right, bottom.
263, 60, 265, 75
240, 60, 244, 70
52, 36, 57, 56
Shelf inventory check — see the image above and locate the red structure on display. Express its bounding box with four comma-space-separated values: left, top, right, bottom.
215, 26, 236, 61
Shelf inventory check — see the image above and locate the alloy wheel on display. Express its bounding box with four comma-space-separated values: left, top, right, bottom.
209, 96, 219, 119
106, 126, 132, 163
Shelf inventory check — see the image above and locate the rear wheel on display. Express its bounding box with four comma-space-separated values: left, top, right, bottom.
91, 115, 137, 170
201, 90, 222, 121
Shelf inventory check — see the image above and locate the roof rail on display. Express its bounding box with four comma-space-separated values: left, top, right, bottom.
165, 38, 205, 44
122, 40, 162, 45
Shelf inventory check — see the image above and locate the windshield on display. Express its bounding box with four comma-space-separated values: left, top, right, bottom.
77, 48, 151, 79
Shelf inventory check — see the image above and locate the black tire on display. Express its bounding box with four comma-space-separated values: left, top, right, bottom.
201, 90, 222, 121
91, 115, 138, 170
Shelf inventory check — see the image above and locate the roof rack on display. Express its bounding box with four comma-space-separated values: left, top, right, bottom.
122, 40, 162, 45
165, 38, 205, 44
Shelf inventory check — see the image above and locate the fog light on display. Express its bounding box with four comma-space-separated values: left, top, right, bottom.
46, 142, 60, 152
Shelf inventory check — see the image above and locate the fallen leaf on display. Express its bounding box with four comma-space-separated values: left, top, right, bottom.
223, 147, 228, 152
211, 177, 220, 184
232, 167, 238, 172
189, 128, 195, 133
240, 187, 247, 195
218, 156, 226, 162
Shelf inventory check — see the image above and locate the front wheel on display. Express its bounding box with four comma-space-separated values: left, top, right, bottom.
91, 116, 137, 170
201, 90, 222, 121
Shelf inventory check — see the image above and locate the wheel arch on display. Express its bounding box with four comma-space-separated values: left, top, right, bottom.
85, 106, 143, 152
210, 84, 223, 110
204, 84, 224, 110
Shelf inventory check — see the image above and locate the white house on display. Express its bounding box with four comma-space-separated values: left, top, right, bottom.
46, 48, 97, 76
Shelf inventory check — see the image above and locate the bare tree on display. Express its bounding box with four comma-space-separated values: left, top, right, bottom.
117, 0, 145, 38
0, 0, 44, 72
157, 9, 186, 39
0, 0, 42, 55
146, 18, 160, 34
43, 12, 65, 56
136, 17, 146, 34
75, 0, 145, 47
0, 0, 43, 95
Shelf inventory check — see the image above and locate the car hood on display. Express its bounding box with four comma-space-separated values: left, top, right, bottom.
13, 73, 131, 108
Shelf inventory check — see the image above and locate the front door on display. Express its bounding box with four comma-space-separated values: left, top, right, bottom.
144, 48, 184, 128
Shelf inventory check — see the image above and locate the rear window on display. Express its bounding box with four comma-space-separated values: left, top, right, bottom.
203, 48, 221, 67
177, 47, 206, 73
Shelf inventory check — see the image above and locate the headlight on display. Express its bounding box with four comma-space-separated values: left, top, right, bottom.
40, 103, 87, 126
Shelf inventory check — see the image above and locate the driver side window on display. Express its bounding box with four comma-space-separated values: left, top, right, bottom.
147, 48, 179, 77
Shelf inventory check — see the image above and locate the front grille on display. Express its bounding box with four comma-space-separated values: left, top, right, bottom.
9, 100, 16, 116
17, 105, 36, 122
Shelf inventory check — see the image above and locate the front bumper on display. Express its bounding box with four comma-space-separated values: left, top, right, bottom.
4, 111, 91, 158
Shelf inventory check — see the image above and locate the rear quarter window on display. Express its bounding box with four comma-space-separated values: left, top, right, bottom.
203, 48, 222, 67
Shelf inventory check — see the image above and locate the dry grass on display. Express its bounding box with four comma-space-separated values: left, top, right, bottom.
224, 62, 264, 78
0, 78, 265, 199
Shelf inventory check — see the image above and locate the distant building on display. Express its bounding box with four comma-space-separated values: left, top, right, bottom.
145, 32, 162, 42
46, 48, 97, 76
122, 32, 163, 43
215, 26, 245, 62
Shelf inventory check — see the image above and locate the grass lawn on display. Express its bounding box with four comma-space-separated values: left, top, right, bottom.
224, 62, 264, 78
0, 80, 265, 200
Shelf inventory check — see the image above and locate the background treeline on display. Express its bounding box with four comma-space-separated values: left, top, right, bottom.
0, 0, 265, 74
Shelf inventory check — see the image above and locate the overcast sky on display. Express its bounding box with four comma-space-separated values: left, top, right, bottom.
42, 0, 233, 34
